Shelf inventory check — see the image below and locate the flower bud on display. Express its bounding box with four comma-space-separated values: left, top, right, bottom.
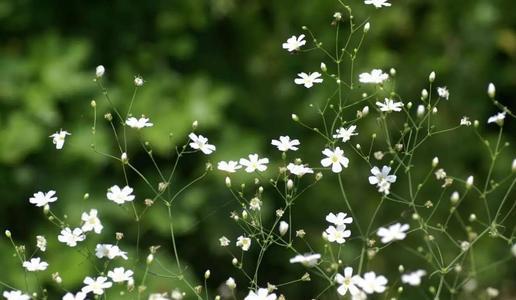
406, 102, 413, 109
469, 214, 477, 222
121, 152, 128, 164
146, 254, 154, 264
390, 68, 396, 76
225, 176, 231, 188
5, 230, 11, 238
320, 62, 327, 72
487, 83, 495, 99
362, 105, 369, 116
226, 277, 236, 290
432, 157, 439, 167
429, 71, 436, 83
204, 270, 211, 279
450, 191, 460, 204
466, 176, 474, 189
232, 258, 238, 266
279, 221, 289, 236
90, 100, 96, 108
421, 89, 428, 100
364, 22, 370, 33
512, 158, 516, 173
291, 114, 299, 122
192, 120, 198, 130
417, 105, 425, 117
286, 179, 294, 190
134, 76, 144, 87
96, 65, 105, 78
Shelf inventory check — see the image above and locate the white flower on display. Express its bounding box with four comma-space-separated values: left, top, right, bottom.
95, 244, 128, 260
81, 276, 112, 295
236, 236, 251, 251
125, 117, 153, 129
333, 125, 358, 142
226, 277, 237, 289
357, 271, 388, 294
62, 292, 87, 300
249, 197, 262, 211
50, 130, 71, 150
95, 65, 105, 77
189, 133, 216, 155
435, 168, 447, 180
335, 267, 362, 296
134, 76, 144, 87
289, 253, 321, 267
325, 212, 353, 229
22, 257, 48, 272
108, 267, 134, 283
364, 0, 391, 8
487, 112, 506, 126
401, 270, 426, 286
282, 34, 306, 52
359, 69, 389, 84
368, 166, 397, 195
81, 209, 103, 234
377, 223, 409, 244
460, 116, 472, 126
36, 235, 47, 252
3, 291, 30, 300
29, 190, 58, 207
376, 98, 403, 112
217, 161, 241, 173
58, 227, 85, 247
321, 147, 349, 173
294, 72, 323, 88
287, 163, 313, 176
437, 86, 450, 100
271, 136, 300, 151
244, 288, 277, 300
324, 225, 351, 244
107, 185, 135, 204
239, 154, 269, 173
219, 236, 230, 247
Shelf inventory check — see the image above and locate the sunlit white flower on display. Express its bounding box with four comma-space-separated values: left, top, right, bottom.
236, 236, 252, 251
335, 267, 362, 296
377, 223, 409, 243
326, 212, 353, 229
240, 154, 269, 173
487, 112, 506, 126
359, 69, 389, 84
289, 253, 321, 267
3, 291, 30, 300
219, 236, 230, 247
58, 227, 85, 247
82, 276, 112, 295
376, 98, 403, 112
125, 117, 153, 129
50, 130, 71, 150
368, 166, 397, 195
287, 163, 313, 176
95, 244, 128, 260
282, 34, 306, 52
364, 0, 391, 8
437, 86, 450, 100
333, 125, 358, 142
36, 235, 47, 252
321, 147, 349, 173
249, 197, 262, 211
357, 271, 388, 294
401, 270, 426, 286
244, 288, 277, 300
29, 190, 57, 207
226, 277, 237, 289
189, 133, 216, 154
107, 185, 135, 204
81, 209, 103, 234
108, 267, 134, 283
95, 65, 105, 78
294, 72, 323, 88
271, 136, 300, 152
324, 225, 351, 244
217, 161, 241, 173
62, 292, 87, 300
22, 257, 48, 272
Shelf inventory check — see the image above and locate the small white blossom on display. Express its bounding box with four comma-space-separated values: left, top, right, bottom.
357, 271, 388, 294
134, 76, 144, 87
377, 223, 409, 244
364, 0, 391, 8
239, 154, 269, 173
217, 161, 241, 173
401, 270, 426, 286
29, 190, 57, 207
125, 117, 153, 129
321, 147, 349, 173
3, 291, 30, 300
487, 112, 505, 126
460, 116, 472, 126
236, 236, 251, 251
287, 163, 313, 176
95, 244, 128, 260
50, 130, 71, 150
376, 98, 403, 112
294, 72, 323, 88
189, 133, 216, 154
219, 236, 230, 247
437, 86, 450, 100
359, 69, 388, 84
333, 125, 358, 143
81, 209, 103, 234
271, 136, 300, 152
249, 197, 262, 211
435, 168, 447, 180
95, 65, 105, 77
107, 185, 135, 204
369, 166, 397, 195
22, 257, 48, 272
282, 34, 306, 52
108, 267, 134, 283
226, 277, 237, 289
325, 212, 353, 229
244, 288, 277, 300
82, 276, 112, 295
289, 253, 321, 267
324, 225, 351, 244
36, 235, 47, 252
58, 227, 85, 247
335, 267, 362, 296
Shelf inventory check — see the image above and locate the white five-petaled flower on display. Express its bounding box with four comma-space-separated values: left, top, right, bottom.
29, 190, 58, 207
401, 270, 427, 286
289, 253, 321, 267
376, 98, 403, 112
236, 236, 252, 251
82, 276, 112, 295
271, 136, 300, 152
326, 212, 353, 229
50, 130, 71, 150
487, 112, 506, 126
377, 223, 409, 244
364, 0, 391, 8
95, 244, 128, 260
219, 236, 230, 247
335, 267, 362, 296
333, 125, 358, 142
62, 292, 87, 300
22, 257, 48, 272
107, 185, 135, 204
359, 69, 389, 84
3, 291, 30, 300
437, 86, 450, 100
239, 154, 269, 173
58, 227, 85, 247
282, 34, 306, 52
357, 271, 388, 294
294, 72, 323, 88
321, 147, 349, 173
189, 133, 216, 155
217, 161, 241, 173
81, 209, 103, 234
36, 235, 47, 252
368, 165, 397, 195
244, 288, 277, 300
324, 225, 351, 244
287, 163, 313, 177
108, 267, 134, 283
125, 117, 153, 129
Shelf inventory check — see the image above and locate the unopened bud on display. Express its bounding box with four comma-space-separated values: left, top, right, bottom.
466, 176, 474, 189
487, 83, 496, 99
364, 22, 370, 33
469, 214, 477, 222
291, 114, 299, 122
390, 68, 396, 76
192, 120, 198, 130
512, 159, 516, 173
121, 152, 128, 164
417, 105, 425, 117
429, 71, 436, 83
320, 62, 327, 72
204, 270, 211, 279
96, 65, 105, 78
90, 100, 96, 108
232, 258, 238, 266
146, 254, 154, 264
421, 89, 428, 100
432, 157, 439, 167
134, 76, 144, 87
279, 221, 289, 236
451, 191, 460, 204
286, 179, 294, 190
5, 230, 11, 238
225, 176, 231, 188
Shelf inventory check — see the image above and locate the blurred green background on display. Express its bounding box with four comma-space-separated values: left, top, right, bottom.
0, 0, 515, 299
